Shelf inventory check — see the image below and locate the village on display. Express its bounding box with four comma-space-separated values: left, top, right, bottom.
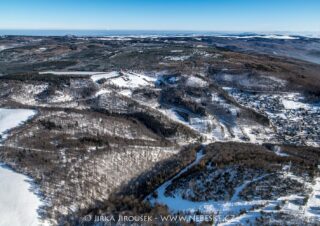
225, 88, 320, 147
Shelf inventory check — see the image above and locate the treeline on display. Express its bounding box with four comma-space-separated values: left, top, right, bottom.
165, 142, 320, 184
3, 60, 77, 74
204, 142, 320, 176
0, 72, 84, 85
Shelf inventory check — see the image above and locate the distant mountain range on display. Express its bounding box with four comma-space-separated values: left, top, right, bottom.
0, 29, 319, 38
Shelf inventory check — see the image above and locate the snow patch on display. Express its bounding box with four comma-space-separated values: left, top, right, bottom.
40, 71, 104, 76
119, 89, 133, 97
106, 71, 156, 88
0, 108, 36, 140
91, 71, 119, 82
282, 99, 308, 110
0, 165, 44, 226
185, 76, 208, 88
95, 89, 111, 97
164, 56, 190, 61
0, 45, 8, 52
49, 91, 73, 103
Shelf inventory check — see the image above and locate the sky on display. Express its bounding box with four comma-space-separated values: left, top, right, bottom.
0, 0, 319, 32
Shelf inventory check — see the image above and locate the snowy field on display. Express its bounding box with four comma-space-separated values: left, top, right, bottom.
0, 108, 45, 226
91, 71, 119, 82
0, 165, 43, 226
0, 45, 8, 52
164, 55, 191, 61
0, 108, 36, 140
40, 71, 104, 76
91, 71, 156, 88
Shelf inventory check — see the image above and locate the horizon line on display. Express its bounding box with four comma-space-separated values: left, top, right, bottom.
0, 28, 319, 33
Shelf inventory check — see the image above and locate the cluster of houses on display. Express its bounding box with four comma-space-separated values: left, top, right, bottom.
226, 88, 320, 147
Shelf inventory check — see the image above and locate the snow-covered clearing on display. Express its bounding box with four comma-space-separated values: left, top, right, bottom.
11, 84, 48, 106
40, 71, 104, 76
282, 99, 308, 110
92, 71, 156, 89
185, 76, 208, 88
0, 165, 44, 226
164, 55, 190, 61
91, 71, 119, 82
35, 47, 47, 53
0, 108, 36, 140
94, 89, 112, 97
0, 45, 9, 52
0, 108, 45, 225
119, 89, 133, 97
115, 71, 156, 88
48, 91, 73, 103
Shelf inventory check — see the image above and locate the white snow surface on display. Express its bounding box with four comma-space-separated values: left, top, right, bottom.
40, 71, 104, 75
106, 71, 155, 88
164, 55, 190, 61
282, 99, 308, 110
91, 71, 156, 88
0, 108, 44, 226
0, 45, 8, 51
94, 89, 112, 97
0, 108, 36, 140
185, 76, 208, 88
0, 165, 44, 226
49, 91, 73, 103
91, 71, 120, 82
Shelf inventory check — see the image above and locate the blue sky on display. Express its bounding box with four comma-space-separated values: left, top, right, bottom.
0, 0, 319, 32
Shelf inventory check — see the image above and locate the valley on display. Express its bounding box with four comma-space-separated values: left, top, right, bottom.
0, 34, 319, 225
